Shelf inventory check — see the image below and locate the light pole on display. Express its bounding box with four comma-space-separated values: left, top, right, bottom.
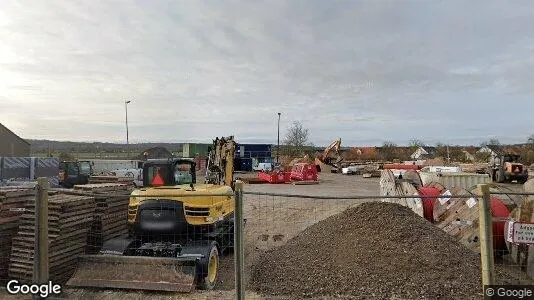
125, 100, 131, 157
277, 112, 281, 164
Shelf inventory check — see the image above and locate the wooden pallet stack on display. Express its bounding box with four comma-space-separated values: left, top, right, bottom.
73, 183, 130, 193
86, 192, 130, 254
0, 189, 35, 283
8, 194, 95, 284
89, 175, 134, 185
63, 184, 130, 254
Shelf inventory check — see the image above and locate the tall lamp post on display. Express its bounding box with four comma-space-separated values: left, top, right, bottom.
125, 100, 131, 157
277, 112, 281, 164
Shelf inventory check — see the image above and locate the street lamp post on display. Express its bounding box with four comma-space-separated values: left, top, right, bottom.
277, 112, 281, 164
125, 100, 131, 157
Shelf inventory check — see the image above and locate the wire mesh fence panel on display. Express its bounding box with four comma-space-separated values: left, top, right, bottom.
64, 190, 237, 294
238, 175, 534, 299
0, 179, 239, 299
491, 188, 534, 286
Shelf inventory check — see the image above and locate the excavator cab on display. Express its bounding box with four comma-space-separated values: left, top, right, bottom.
67, 146, 237, 293
142, 159, 196, 187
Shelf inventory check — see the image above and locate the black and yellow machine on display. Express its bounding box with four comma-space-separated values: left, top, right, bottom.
67, 136, 237, 292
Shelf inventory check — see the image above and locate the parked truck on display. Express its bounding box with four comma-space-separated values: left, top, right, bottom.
58, 160, 93, 188
489, 153, 529, 184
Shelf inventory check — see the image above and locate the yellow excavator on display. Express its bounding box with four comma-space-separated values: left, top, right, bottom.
67, 136, 237, 292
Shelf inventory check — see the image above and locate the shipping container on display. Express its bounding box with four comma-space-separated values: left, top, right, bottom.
420, 166, 461, 173
234, 157, 253, 172
419, 171, 491, 190
182, 143, 211, 157
235, 144, 272, 158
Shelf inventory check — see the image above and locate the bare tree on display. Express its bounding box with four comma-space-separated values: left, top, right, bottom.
528, 134, 534, 145
480, 138, 500, 147
59, 152, 75, 161
408, 139, 425, 148
474, 151, 492, 162
434, 142, 448, 158
283, 121, 310, 156
379, 141, 397, 161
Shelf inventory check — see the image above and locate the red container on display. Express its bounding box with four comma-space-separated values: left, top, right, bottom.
290, 163, 318, 181
490, 197, 510, 251
258, 171, 287, 183
283, 172, 291, 182
383, 164, 422, 170
258, 171, 271, 182
417, 186, 442, 223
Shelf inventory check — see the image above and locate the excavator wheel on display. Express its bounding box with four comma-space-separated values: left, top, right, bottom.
196, 241, 219, 290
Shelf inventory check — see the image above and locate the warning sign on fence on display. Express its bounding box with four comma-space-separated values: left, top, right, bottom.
506, 221, 534, 244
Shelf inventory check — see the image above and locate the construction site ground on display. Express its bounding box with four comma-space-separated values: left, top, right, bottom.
0, 172, 528, 299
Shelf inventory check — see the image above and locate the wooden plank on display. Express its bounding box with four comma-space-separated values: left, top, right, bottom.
433, 187, 466, 224
0, 189, 35, 198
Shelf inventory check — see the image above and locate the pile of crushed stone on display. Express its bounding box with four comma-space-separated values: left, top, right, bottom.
249, 202, 523, 299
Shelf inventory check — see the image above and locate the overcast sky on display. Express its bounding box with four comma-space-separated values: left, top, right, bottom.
1, 0, 534, 146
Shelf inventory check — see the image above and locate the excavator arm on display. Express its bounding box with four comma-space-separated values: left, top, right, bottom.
205, 136, 236, 188
318, 138, 343, 168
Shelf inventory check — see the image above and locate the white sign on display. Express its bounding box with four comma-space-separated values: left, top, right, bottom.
439, 190, 452, 205
466, 197, 477, 208
506, 221, 534, 244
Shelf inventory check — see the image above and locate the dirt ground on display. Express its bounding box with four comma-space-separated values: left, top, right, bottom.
0, 172, 530, 299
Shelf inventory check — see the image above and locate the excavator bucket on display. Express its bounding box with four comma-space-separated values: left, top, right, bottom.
66, 255, 199, 292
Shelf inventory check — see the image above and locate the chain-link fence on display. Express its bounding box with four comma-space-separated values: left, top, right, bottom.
1, 174, 534, 299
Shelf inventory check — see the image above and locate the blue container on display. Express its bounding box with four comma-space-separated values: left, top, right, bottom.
234, 157, 253, 172
235, 144, 272, 159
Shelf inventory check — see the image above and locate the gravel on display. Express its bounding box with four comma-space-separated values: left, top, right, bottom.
248, 202, 522, 299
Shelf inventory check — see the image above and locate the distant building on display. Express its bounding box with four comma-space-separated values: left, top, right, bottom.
0, 123, 30, 157
352, 147, 378, 160
410, 146, 437, 160
461, 147, 478, 162
477, 145, 506, 164
182, 143, 211, 157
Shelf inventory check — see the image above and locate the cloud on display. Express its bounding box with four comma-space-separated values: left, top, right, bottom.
1, 0, 534, 146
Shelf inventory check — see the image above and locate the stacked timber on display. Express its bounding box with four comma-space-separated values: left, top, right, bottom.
87, 192, 129, 254
74, 183, 129, 193
52, 186, 130, 254
89, 175, 133, 185
0, 189, 35, 283
8, 194, 95, 284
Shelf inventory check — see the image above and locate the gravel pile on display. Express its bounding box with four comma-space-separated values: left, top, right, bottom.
249, 202, 521, 299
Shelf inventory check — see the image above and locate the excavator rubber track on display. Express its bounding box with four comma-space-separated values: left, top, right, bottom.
66, 255, 199, 292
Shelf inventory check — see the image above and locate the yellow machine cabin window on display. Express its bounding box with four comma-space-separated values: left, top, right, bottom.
174, 162, 193, 184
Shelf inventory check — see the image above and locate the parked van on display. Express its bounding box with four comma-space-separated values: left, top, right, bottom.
253, 162, 274, 172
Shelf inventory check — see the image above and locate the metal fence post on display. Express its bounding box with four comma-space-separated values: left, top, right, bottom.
234, 180, 245, 300
478, 183, 495, 290
33, 177, 49, 300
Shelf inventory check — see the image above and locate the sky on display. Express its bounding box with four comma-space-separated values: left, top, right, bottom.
1, 0, 534, 147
